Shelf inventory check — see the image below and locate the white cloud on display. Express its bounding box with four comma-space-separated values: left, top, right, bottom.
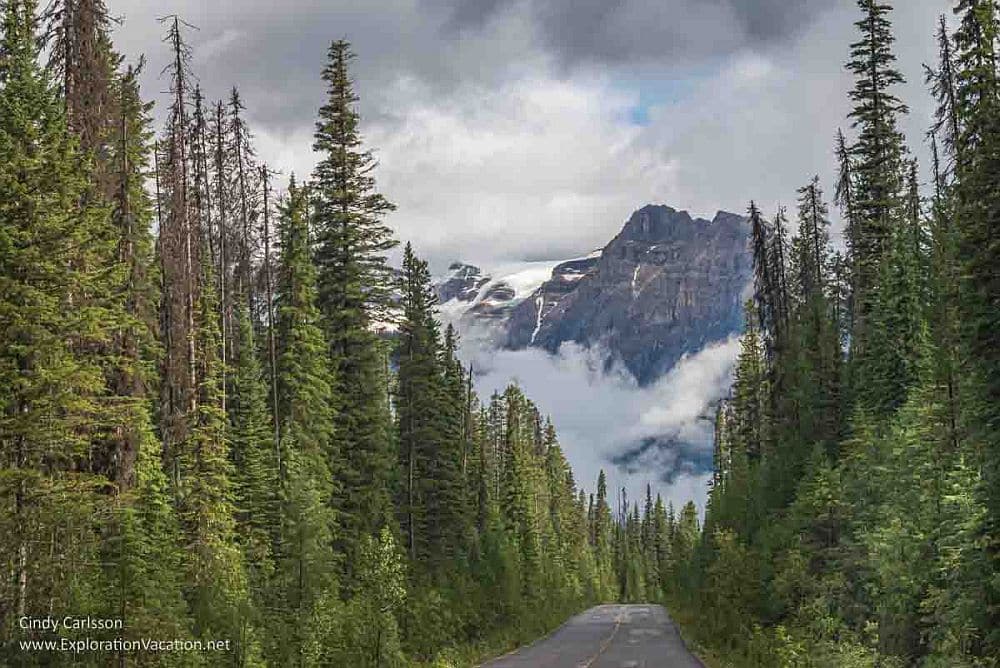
103, 0, 950, 515
368, 74, 679, 268
365, 0, 943, 268
108, 0, 946, 270
464, 337, 741, 514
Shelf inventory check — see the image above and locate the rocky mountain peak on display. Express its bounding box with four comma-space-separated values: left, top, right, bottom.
437, 263, 490, 303
437, 205, 752, 386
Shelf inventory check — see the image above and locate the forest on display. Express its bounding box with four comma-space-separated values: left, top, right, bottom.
666, 1, 1000, 666
0, 0, 685, 665
4, 0, 1000, 666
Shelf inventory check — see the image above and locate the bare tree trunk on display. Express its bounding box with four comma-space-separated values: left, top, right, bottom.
214, 103, 228, 417
165, 18, 197, 421
231, 92, 252, 310
261, 166, 281, 477
153, 141, 174, 459
16, 486, 27, 619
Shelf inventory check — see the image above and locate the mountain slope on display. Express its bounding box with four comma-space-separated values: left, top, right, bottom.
439, 205, 752, 386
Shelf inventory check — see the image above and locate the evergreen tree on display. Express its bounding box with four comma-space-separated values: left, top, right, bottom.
311, 40, 397, 581
42, 0, 117, 186
731, 301, 769, 463
106, 408, 195, 663
268, 179, 341, 664
227, 87, 260, 307
157, 15, 198, 472
229, 305, 278, 603
787, 177, 842, 454
438, 325, 473, 563
178, 259, 261, 663
952, 0, 1000, 652
844, 0, 912, 415
396, 243, 442, 565
0, 0, 140, 640
926, 15, 963, 168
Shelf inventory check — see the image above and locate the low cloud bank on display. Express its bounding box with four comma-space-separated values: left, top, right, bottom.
462, 337, 741, 513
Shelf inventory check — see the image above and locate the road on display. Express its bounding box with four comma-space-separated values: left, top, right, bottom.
479, 604, 705, 668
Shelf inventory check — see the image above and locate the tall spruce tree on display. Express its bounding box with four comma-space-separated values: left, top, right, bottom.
844, 0, 912, 414
952, 0, 1000, 652
311, 40, 397, 583
789, 177, 842, 454
271, 180, 340, 665
396, 243, 441, 565
229, 305, 278, 605
178, 258, 261, 662
0, 0, 143, 641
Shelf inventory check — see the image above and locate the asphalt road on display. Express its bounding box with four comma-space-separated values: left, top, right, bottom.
479, 604, 705, 668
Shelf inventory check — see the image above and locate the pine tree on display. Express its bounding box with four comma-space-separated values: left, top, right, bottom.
105, 408, 195, 661
211, 99, 233, 416
651, 494, 671, 599
499, 386, 541, 602
862, 178, 925, 418
357, 526, 407, 667
42, 0, 117, 186
731, 301, 769, 462
748, 201, 776, 343
835, 128, 859, 345
844, 0, 912, 414
228, 87, 259, 308
0, 0, 135, 636
275, 179, 337, 489
788, 177, 842, 453
311, 40, 398, 582
106, 61, 162, 489
396, 243, 442, 565
951, 0, 1000, 652
229, 305, 278, 602
438, 325, 472, 563
926, 15, 963, 167
178, 259, 261, 662
592, 470, 615, 598
270, 179, 340, 664
157, 15, 198, 472
673, 502, 700, 565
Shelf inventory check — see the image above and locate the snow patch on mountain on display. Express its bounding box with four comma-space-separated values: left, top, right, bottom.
530, 294, 545, 345
473, 261, 563, 305
436, 259, 563, 322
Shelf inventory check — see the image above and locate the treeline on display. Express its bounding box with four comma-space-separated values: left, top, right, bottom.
0, 1, 656, 666
670, 1, 1000, 666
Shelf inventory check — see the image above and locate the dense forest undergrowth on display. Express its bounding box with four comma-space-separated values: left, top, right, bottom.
665, 1, 1000, 666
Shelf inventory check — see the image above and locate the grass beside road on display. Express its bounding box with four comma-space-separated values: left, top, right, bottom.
666, 604, 727, 668
409, 604, 584, 667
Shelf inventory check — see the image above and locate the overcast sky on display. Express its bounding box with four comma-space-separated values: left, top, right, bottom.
104, 0, 950, 506
107, 0, 948, 271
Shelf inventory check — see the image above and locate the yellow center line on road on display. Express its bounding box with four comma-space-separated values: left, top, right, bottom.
578, 607, 626, 668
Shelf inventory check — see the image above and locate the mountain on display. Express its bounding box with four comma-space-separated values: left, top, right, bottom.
437, 205, 752, 385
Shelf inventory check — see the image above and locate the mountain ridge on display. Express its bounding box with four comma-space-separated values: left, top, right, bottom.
436, 205, 753, 385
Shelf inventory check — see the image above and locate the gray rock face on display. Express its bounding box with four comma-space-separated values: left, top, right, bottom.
506, 205, 751, 385
436, 263, 490, 303
439, 205, 752, 386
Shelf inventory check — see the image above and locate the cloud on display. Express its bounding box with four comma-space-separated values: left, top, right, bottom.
464, 337, 741, 513
108, 0, 541, 133
100, 0, 952, 512
105, 0, 948, 270
367, 74, 679, 268
430, 0, 837, 69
